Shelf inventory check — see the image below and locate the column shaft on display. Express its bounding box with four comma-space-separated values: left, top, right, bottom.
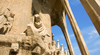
60, 0, 90, 55
58, 10, 75, 55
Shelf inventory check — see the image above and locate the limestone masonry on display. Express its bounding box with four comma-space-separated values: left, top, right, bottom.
0, 0, 100, 55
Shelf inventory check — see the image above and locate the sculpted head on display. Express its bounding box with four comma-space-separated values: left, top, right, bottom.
34, 14, 42, 28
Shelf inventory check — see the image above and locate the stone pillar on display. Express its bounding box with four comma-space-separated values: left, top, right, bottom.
80, 0, 100, 35
67, 51, 70, 55
61, 44, 64, 52
56, 40, 60, 50
58, 10, 75, 55
64, 48, 67, 55
60, 0, 90, 55
59, 44, 64, 55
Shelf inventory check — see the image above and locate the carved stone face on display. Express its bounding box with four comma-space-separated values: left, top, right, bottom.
34, 14, 41, 22
10, 43, 19, 52
34, 14, 42, 28
23, 37, 32, 50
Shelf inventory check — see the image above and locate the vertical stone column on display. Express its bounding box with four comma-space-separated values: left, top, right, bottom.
80, 0, 100, 35
58, 10, 75, 55
56, 40, 60, 50
59, 44, 64, 55
61, 44, 64, 52
60, 0, 90, 55
64, 48, 67, 55
67, 51, 70, 55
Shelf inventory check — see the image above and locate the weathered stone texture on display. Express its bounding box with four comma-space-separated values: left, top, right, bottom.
0, 0, 32, 35
1, 0, 99, 55
80, 0, 100, 35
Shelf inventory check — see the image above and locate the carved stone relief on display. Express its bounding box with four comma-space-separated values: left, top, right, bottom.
34, 14, 50, 37
10, 43, 19, 53
0, 0, 71, 55
0, 7, 15, 34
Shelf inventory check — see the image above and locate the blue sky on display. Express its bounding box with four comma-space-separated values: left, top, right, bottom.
52, 0, 100, 55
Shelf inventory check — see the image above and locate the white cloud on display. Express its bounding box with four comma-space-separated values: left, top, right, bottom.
94, 40, 100, 46
89, 48, 100, 53
88, 30, 98, 35
70, 34, 74, 37
81, 26, 94, 34
80, 26, 99, 39
88, 30, 99, 40
69, 0, 80, 6
89, 36, 93, 39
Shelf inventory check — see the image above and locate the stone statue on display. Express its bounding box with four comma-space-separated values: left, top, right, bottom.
0, 0, 73, 55
0, 0, 91, 55
0, 0, 68, 55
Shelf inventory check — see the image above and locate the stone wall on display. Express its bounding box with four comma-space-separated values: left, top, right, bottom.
0, 0, 68, 55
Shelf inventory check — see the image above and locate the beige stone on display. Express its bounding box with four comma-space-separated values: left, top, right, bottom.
80, 0, 100, 35
1, 0, 99, 55
60, 0, 90, 55
10, 43, 19, 53
32, 46, 41, 55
